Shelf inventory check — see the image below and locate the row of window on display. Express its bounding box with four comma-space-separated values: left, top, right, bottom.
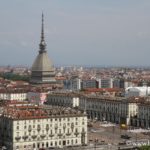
15, 139, 79, 149
16, 127, 82, 136
16, 117, 79, 125
16, 121, 81, 130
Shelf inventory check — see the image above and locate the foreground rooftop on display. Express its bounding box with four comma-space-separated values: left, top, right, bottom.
0, 101, 85, 120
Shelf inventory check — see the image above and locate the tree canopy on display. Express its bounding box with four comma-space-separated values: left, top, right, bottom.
0, 72, 29, 82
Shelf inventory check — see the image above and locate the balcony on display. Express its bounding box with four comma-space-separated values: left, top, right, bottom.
32, 135, 37, 139
40, 134, 46, 139
74, 131, 79, 136
15, 136, 21, 141
81, 131, 86, 135
49, 134, 54, 137
66, 133, 71, 136
58, 133, 63, 137
22, 135, 28, 140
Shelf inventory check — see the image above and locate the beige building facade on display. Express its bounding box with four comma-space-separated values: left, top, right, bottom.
0, 104, 87, 150
47, 92, 138, 126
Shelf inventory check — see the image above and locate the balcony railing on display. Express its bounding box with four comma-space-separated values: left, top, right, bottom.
15, 136, 21, 141
58, 133, 63, 137
66, 133, 71, 136
22, 135, 28, 140
49, 134, 54, 137
81, 131, 86, 135
74, 131, 79, 136
32, 135, 37, 139
40, 134, 46, 139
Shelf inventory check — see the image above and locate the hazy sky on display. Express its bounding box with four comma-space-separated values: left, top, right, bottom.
0, 0, 150, 67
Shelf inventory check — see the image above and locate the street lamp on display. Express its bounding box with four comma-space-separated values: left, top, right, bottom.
94, 138, 98, 150
135, 133, 137, 143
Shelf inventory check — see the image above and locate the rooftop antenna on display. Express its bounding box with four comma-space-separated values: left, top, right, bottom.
39, 12, 46, 53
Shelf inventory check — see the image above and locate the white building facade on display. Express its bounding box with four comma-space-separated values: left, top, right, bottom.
135, 101, 150, 128
47, 92, 138, 126
125, 87, 150, 97
0, 104, 87, 150
47, 93, 80, 108
0, 92, 27, 101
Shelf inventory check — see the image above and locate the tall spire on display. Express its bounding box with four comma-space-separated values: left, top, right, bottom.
41, 13, 44, 42
39, 13, 46, 53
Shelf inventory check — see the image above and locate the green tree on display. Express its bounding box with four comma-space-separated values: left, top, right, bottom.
139, 145, 150, 150
0, 72, 29, 82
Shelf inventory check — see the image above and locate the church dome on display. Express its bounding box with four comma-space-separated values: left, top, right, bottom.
30, 14, 56, 84
31, 52, 54, 72
31, 13, 54, 72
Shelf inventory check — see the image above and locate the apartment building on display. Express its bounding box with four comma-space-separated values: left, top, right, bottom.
0, 103, 87, 150
47, 93, 80, 108
98, 78, 113, 88
135, 100, 150, 128
0, 90, 27, 101
47, 92, 138, 126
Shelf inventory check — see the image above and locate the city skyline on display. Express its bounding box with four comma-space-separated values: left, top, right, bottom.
0, 0, 150, 67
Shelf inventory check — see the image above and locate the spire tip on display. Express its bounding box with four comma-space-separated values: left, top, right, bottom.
39, 13, 46, 53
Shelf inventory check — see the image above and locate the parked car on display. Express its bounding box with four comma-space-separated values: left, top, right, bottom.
120, 134, 131, 139
118, 142, 126, 145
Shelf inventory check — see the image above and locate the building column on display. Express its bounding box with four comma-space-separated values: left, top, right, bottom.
126, 117, 130, 126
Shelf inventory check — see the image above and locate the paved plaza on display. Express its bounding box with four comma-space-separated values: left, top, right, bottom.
87, 121, 150, 149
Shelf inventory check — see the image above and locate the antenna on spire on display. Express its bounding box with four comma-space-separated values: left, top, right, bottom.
41, 12, 44, 42
39, 12, 46, 53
